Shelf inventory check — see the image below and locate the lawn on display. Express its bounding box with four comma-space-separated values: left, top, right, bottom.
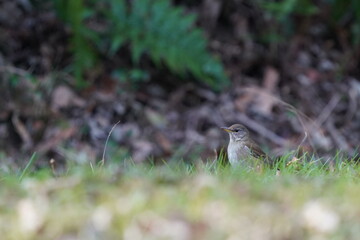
1, 156, 360, 240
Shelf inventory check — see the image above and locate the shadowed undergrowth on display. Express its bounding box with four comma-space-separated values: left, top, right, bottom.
1, 154, 360, 239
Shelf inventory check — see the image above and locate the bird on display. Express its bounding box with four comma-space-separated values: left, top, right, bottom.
221, 124, 272, 167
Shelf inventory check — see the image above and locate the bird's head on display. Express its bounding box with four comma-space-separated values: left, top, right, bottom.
221, 124, 250, 142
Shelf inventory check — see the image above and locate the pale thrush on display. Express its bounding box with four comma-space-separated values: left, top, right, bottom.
221, 124, 272, 167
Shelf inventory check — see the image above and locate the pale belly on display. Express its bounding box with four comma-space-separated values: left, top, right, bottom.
227, 143, 253, 166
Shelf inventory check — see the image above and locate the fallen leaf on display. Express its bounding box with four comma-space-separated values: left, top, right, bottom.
51, 85, 85, 112
145, 108, 167, 128
35, 127, 77, 153
286, 156, 300, 167
155, 132, 172, 154
132, 140, 154, 163
253, 66, 279, 116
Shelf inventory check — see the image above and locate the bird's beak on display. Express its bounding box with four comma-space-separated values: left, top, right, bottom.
220, 127, 233, 133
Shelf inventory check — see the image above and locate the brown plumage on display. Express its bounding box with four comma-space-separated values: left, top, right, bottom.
221, 124, 272, 167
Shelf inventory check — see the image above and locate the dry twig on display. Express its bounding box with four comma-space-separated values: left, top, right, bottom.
11, 113, 33, 149
236, 113, 289, 146
315, 95, 341, 126
325, 120, 351, 152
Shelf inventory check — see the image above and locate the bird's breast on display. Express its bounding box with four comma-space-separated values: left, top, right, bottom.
227, 142, 252, 166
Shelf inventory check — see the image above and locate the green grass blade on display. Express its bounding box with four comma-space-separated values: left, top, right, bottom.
19, 152, 37, 181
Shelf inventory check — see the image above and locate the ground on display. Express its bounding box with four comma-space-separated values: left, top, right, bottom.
1, 158, 360, 239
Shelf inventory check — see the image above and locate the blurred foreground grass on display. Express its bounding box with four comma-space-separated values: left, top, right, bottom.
1, 157, 360, 240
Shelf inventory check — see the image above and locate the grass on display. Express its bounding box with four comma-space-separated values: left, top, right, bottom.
1, 154, 360, 239
18, 152, 38, 182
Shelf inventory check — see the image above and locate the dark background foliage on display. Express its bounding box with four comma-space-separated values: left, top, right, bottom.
0, 0, 359, 168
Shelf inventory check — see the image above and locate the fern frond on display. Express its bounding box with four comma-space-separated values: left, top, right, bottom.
54, 0, 229, 90
107, 0, 229, 90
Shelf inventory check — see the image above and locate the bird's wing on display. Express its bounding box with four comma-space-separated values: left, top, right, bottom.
247, 139, 273, 165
